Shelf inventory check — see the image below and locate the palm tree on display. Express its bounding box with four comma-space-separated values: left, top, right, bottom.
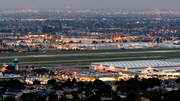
26, 66, 28, 70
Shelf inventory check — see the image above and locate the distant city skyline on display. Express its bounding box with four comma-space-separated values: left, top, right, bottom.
1, 0, 180, 10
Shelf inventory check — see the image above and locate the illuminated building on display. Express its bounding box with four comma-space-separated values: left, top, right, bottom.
1, 63, 8, 72
74, 71, 121, 82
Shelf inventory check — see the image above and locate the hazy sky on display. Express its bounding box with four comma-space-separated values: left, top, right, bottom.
1, 0, 180, 10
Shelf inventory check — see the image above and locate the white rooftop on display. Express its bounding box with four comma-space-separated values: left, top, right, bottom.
91, 60, 180, 68
0, 72, 22, 78
66, 42, 156, 47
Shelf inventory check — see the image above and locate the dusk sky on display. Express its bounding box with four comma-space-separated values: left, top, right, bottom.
1, 0, 180, 10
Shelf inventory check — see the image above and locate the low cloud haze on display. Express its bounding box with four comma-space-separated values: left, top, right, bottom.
1, 0, 180, 10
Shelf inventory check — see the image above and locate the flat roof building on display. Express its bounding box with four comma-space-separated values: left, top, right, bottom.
90, 60, 180, 79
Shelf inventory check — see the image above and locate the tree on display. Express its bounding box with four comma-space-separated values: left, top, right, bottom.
34, 68, 48, 74
51, 84, 62, 90
77, 81, 85, 87
85, 89, 91, 98
67, 78, 71, 82
20, 93, 36, 101
127, 78, 139, 86
112, 96, 121, 101
176, 78, 180, 83
93, 79, 103, 85
145, 93, 162, 101
126, 90, 140, 101
68, 41, 73, 43
135, 74, 139, 79
0, 80, 26, 90
163, 91, 180, 101
72, 78, 76, 84
71, 91, 79, 100
140, 80, 152, 90
98, 83, 111, 95
92, 40, 97, 44
26, 66, 28, 70
147, 78, 161, 87
47, 79, 57, 85
87, 95, 101, 101
48, 92, 57, 101
117, 83, 135, 93
111, 91, 118, 96
4, 96, 16, 101
59, 96, 69, 101
35, 95, 47, 101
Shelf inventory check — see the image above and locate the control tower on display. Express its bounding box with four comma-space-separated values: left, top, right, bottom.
12, 59, 20, 70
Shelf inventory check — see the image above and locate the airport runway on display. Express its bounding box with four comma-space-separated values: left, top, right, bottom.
1, 56, 164, 65
0, 50, 179, 59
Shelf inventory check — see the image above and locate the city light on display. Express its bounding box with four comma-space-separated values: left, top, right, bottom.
147, 67, 153, 70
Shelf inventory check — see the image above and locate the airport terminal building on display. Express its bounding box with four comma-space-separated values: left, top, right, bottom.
90, 60, 180, 79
